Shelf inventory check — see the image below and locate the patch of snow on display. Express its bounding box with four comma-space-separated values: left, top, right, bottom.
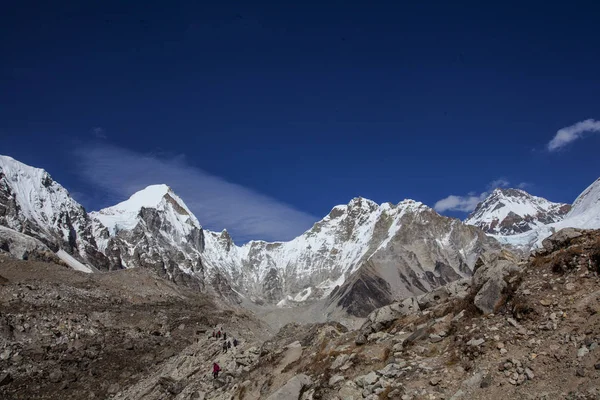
56, 249, 94, 273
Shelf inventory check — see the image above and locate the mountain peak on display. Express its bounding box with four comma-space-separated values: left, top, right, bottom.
492, 187, 526, 196
466, 187, 570, 235
91, 184, 200, 235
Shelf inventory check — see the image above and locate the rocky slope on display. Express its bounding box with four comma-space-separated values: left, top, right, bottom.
14, 227, 596, 400
0, 156, 108, 269
465, 188, 571, 235
0, 253, 269, 400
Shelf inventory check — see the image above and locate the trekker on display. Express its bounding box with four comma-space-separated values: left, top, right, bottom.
222, 341, 228, 353
223, 332, 227, 341
212, 331, 215, 338
233, 338, 238, 347
212, 362, 220, 379
227, 341, 231, 349
217, 330, 221, 338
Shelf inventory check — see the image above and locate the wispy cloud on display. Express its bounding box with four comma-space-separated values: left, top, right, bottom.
517, 182, 530, 189
434, 178, 516, 213
434, 193, 487, 213
547, 119, 600, 151
91, 127, 107, 139
487, 178, 510, 190
72, 143, 317, 243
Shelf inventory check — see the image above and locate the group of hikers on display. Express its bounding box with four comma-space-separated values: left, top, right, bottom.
211, 327, 240, 379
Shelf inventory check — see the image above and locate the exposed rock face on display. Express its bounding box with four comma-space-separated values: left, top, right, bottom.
326, 207, 500, 317
0, 156, 108, 269
466, 188, 571, 235
90, 185, 208, 288
203, 199, 500, 313
0, 226, 61, 263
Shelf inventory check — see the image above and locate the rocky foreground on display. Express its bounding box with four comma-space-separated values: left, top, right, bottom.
1, 228, 600, 399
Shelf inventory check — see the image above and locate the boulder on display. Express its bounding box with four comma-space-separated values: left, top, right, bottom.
542, 228, 583, 252
471, 253, 520, 315
331, 354, 350, 370
355, 371, 378, 388
378, 363, 402, 378
266, 374, 312, 400
338, 382, 363, 400
357, 297, 420, 343
329, 375, 345, 386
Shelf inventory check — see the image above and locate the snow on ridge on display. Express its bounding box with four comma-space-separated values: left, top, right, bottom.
0, 155, 85, 233
568, 178, 600, 219
91, 184, 201, 235
492, 177, 600, 250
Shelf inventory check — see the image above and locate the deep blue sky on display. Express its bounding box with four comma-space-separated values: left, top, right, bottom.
1, 1, 599, 241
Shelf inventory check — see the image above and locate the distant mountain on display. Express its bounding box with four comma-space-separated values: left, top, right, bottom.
4, 154, 598, 320
201, 197, 500, 316
0, 156, 108, 269
492, 178, 600, 250
465, 188, 571, 235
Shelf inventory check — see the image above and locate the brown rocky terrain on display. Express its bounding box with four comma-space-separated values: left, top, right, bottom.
1, 228, 600, 400
0, 255, 269, 400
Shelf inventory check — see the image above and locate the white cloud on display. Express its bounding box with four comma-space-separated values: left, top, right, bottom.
434, 193, 487, 213
547, 119, 600, 151
73, 144, 317, 243
487, 178, 510, 190
434, 178, 516, 213
517, 182, 530, 189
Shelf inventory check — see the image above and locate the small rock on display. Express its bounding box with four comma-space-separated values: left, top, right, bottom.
480, 374, 492, 388
429, 334, 443, 343
0, 372, 13, 387
578, 347, 590, 358
107, 383, 120, 395
530, 353, 537, 360
497, 342, 505, 349
500, 348, 508, 355
594, 363, 600, 370
466, 338, 485, 346
48, 370, 63, 383
565, 283, 575, 291
540, 299, 552, 306
430, 377, 441, 386
576, 368, 586, 377
525, 368, 534, 380
329, 375, 345, 386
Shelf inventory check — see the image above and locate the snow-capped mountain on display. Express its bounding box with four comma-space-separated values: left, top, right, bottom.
89, 185, 207, 283
199, 197, 499, 315
0, 155, 108, 269
465, 188, 571, 235
0, 155, 503, 316
492, 178, 600, 250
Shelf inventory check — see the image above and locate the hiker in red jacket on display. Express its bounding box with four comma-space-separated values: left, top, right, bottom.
212, 362, 221, 379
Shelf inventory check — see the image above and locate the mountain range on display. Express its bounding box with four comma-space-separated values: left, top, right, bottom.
1, 154, 599, 319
